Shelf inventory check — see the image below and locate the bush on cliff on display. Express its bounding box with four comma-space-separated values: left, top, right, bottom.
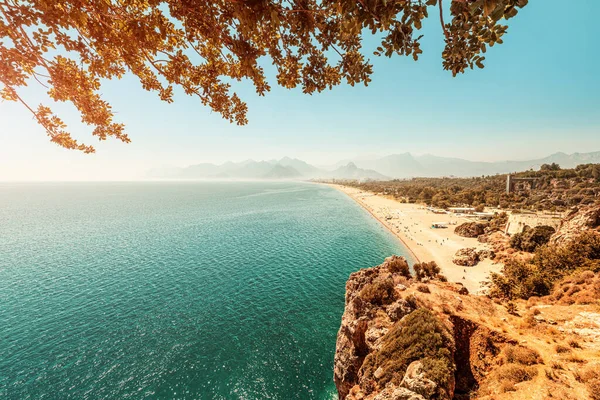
385, 256, 411, 278
491, 231, 600, 299
360, 308, 455, 398
359, 276, 396, 306
413, 261, 442, 281
489, 212, 509, 232
510, 225, 556, 252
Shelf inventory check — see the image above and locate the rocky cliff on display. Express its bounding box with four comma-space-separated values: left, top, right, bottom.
550, 203, 600, 245
334, 256, 600, 400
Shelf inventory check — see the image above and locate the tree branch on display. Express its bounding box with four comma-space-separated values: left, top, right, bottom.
440, 0, 449, 39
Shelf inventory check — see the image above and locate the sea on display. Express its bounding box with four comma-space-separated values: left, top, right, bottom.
0, 181, 413, 399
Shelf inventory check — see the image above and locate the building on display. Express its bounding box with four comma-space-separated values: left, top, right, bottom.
448, 207, 476, 214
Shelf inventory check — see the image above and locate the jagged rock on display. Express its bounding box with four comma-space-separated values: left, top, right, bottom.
454, 222, 487, 238
476, 249, 495, 260
400, 361, 438, 398
386, 299, 416, 322
335, 257, 411, 399
452, 248, 480, 267
372, 386, 426, 400
477, 233, 490, 243
335, 257, 512, 400
365, 325, 390, 352
550, 203, 600, 245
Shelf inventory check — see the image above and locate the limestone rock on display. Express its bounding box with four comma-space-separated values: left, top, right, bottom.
365, 324, 389, 352
400, 361, 437, 398
476, 249, 495, 260
454, 222, 487, 238
373, 385, 426, 400
550, 203, 600, 245
452, 248, 480, 267
386, 299, 416, 322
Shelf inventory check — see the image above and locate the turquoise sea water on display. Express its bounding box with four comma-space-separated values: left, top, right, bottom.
0, 182, 412, 399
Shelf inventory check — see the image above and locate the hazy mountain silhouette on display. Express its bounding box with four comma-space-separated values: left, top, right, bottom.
328, 162, 390, 180
147, 151, 600, 180
351, 151, 600, 178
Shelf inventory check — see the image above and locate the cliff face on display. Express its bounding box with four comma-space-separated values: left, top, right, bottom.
550, 203, 600, 245
333, 256, 508, 400
333, 256, 600, 400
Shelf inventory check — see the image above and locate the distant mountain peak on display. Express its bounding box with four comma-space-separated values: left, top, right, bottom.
148, 150, 600, 181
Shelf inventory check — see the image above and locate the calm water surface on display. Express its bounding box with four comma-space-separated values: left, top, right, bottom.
0, 182, 412, 399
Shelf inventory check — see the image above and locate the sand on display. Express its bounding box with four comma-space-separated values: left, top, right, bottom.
330, 184, 502, 294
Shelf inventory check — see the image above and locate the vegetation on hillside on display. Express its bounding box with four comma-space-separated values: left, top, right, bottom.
510, 225, 556, 252
361, 308, 455, 398
490, 231, 600, 299
348, 164, 600, 211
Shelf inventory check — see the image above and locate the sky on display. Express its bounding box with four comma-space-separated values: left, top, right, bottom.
1, 0, 599, 181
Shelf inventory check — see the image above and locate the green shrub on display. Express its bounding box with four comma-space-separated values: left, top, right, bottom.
490, 260, 551, 300
360, 308, 455, 397
359, 276, 395, 306
555, 344, 571, 354
413, 261, 441, 281
504, 345, 542, 365
489, 212, 509, 232
491, 231, 600, 300
510, 225, 556, 252
494, 364, 537, 385
416, 284, 430, 293
385, 256, 411, 278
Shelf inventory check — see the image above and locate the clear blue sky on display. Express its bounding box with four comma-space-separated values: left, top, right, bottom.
1, 0, 599, 180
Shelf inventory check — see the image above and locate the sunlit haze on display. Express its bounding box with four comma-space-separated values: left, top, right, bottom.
1, 0, 598, 181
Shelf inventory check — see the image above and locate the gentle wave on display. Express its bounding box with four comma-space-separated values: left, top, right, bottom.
0, 182, 412, 399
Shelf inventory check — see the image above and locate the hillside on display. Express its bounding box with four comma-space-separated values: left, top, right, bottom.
334, 198, 600, 400
335, 255, 600, 400
346, 163, 600, 212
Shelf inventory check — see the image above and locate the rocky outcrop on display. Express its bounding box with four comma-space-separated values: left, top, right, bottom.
452, 248, 480, 267
334, 256, 417, 399
335, 256, 600, 400
476, 249, 495, 260
334, 256, 511, 400
400, 362, 438, 398
550, 203, 600, 245
454, 222, 487, 238
371, 386, 426, 400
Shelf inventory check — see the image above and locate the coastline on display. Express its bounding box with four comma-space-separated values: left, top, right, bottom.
327, 183, 502, 294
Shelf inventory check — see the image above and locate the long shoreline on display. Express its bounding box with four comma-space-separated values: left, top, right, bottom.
326, 183, 501, 294
332, 184, 421, 263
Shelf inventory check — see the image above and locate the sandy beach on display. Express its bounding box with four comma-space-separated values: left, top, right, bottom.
330, 184, 502, 294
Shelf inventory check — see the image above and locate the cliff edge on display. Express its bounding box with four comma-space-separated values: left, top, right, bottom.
334, 256, 600, 400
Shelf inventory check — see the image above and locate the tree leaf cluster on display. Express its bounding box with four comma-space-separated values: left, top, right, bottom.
1, 0, 527, 151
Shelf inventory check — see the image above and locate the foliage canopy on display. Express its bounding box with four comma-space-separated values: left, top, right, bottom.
1, 0, 528, 152
349, 163, 600, 212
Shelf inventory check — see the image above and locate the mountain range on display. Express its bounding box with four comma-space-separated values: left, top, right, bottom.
147, 151, 600, 181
